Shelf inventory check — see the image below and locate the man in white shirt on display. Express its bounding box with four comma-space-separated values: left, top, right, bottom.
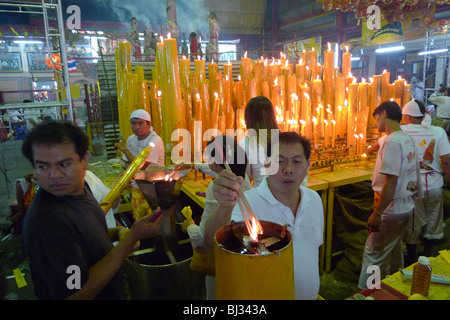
358, 101, 421, 290
203, 131, 324, 300
401, 99, 450, 263
115, 109, 164, 167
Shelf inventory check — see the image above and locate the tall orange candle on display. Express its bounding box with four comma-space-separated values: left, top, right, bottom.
323, 42, 335, 116
347, 82, 358, 146
240, 51, 252, 81
180, 56, 190, 88
381, 70, 391, 104
195, 56, 206, 83
342, 46, 352, 78
394, 76, 405, 106
164, 34, 185, 129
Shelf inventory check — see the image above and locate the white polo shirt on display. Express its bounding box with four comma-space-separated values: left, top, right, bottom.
231, 177, 324, 300
123, 130, 165, 167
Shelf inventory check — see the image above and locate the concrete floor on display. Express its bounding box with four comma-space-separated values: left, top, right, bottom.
0, 138, 448, 300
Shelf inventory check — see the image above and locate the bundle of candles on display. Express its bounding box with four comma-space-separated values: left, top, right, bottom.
115, 38, 412, 164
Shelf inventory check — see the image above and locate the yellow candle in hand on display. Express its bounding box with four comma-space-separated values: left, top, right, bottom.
101, 146, 152, 213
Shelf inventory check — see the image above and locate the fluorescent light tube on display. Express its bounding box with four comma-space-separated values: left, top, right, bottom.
375, 45, 405, 53
418, 48, 448, 55
13, 40, 43, 44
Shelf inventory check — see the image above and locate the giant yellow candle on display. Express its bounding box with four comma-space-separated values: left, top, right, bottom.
369, 75, 381, 130
195, 56, 206, 83
180, 56, 190, 88
403, 82, 411, 106
381, 70, 390, 103
323, 42, 335, 116
394, 76, 405, 107
347, 81, 358, 147
342, 46, 351, 78
164, 34, 185, 129
301, 83, 312, 140
101, 146, 151, 214
240, 51, 252, 81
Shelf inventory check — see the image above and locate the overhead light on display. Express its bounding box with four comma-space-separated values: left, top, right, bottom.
13, 40, 43, 44
375, 45, 405, 53
418, 48, 448, 55
351, 57, 361, 61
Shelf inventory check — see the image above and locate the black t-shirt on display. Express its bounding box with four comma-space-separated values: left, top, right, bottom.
23, 184, 125, 300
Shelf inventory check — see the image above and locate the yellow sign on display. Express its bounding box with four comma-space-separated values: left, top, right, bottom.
284, 36, 322, 60
362, 5, 436, 46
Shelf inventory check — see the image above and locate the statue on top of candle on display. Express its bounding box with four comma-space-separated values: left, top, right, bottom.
181, 32, 189, 57
207, 11, 220, 62
189, 31, 199, 61
143, 25, 157, 62
130, 17, 141, 61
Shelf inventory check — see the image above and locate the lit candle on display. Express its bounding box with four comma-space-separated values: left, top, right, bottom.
357, 78, 369, 147
212, 92, 220, 129
195, 55, 206, 83
323, 42, 335, 115
180, 55, 190, 88
296, 58, 305, 83
394, 75, 405, 106
291, 93, 300, 123
369, 75, 381, 130
164, 33, 185, 129
271, 76, 282, 111
240, 51, 252, 81
235, 75, 244, 109
331, 119, 336, 148
312, 116, 318, 147
152, 90, 164, 135
300, 119, 306, 137
301, 83, 312, 140
381, 69, 391, 103
403, 81, 411, 106
347, 80, 358, 147
342, 46, 352, 78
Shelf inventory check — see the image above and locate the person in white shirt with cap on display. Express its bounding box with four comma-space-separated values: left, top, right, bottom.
115, 109, 165, 168
401, 99, 450, 263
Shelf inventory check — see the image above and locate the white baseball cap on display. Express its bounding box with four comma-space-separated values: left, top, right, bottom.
402, 100, 423, 117
130, 109, 151, 122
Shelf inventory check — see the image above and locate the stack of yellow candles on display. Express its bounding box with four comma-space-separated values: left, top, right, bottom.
115, 37, 413, 163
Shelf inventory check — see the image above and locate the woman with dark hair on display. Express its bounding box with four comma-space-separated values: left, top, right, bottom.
240, 96, 280, 187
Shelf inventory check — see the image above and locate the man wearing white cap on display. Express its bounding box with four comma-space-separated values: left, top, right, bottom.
115, 109, 164, 168
401, 99, 450, 263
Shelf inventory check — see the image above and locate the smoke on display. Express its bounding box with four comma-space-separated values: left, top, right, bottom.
97, 0, 210, 39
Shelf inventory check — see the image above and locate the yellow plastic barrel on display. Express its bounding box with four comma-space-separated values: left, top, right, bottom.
214, 220, 295, 300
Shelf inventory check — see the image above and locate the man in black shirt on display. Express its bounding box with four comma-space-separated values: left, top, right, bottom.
22, 121, 162, 299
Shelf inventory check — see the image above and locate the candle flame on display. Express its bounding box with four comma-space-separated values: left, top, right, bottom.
227, 59, 231, 65
167, 32, 171, 39
285, 60, 288, 67
157, 90, 162, 97
250, 217, 259, 241
196, 93, 201, 100
299, 58, 302, 65
359, 133, 364, 138
398, 75, 402, 80
304, 92, 310, 100
149, 142, 155, 148
275, 106, 282, 115
324, 119, 328, 125
300, 120, 306, 125
291, 93, 299, 100
354, 134, 359, 139
274, 77, 278, 85
327, 42, 331, 51
345, 45, 349, 52
183, 55, 187, 59
383, 69, 387, 74
238, 75, 241, 81
332, 120, 336, 125
244, 51, 248, 58
264, 58, 268, 66
211, 59, 214, 64
214, 92, 218, 98
362, 78, 366, 84
344, 99, 348, 106
288, 119, 297, 125
159, 35, 164, 43
312, 116, 317, 124
226, 75, 229, 81
241, 119, 246, 127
